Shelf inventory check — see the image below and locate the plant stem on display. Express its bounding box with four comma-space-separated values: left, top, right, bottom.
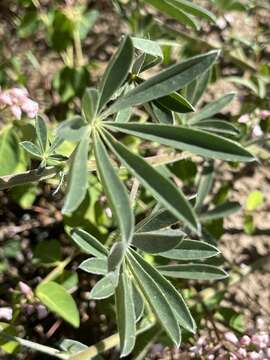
73, 29, 84, 67
0, 327, 68, 359
0, 152, 197, 191
42, 256, 73, 284
130, 178, 140, 207
69, 321, 155, 360
69, 333, 120, 360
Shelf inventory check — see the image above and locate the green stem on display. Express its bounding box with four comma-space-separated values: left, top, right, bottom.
0, 152, 195, 191
0, 327, 68, 359
73, 29, 84, 67
42, 256, 73, 284
69, 321, 155, 360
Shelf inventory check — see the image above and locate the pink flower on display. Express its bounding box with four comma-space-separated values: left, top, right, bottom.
240, 335, 251, 346
252, 125, 263, 137
10, 105, 22, 119
0, 86, 38, 119
238, 347, 247, 357
238, 114, 250, 123
259, 110, 270, 120
251, 334, 269, 349
0, 307, 13, 320
248, 351, 263, 360
19, 281, 33, 296
21, 99, 39, 118
225, 332, 239, 345
0, 91, 12, 106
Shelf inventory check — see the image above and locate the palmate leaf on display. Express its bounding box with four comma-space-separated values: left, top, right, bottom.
158, 264, 228, 281
115, 272, 136, 357
98, 35, 134, 111
106, 50, 219, 114
128, 248, 196, 334
93, 134, 134, 247
103, 131, 199, 233
107, 122, 255, 162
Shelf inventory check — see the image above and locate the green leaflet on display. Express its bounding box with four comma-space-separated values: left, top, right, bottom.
36, 281, 80, 328
150, 102, 174, 124
133, 284, 144, 322
79, 258, 107, 275
60, 339, 87, 354
200, 201, 241, 221
159, 239, 220, 260
132, 229, 184, 254
71, 228, 108, 257
107, 122, 255, 162
167, 0, 216, 23
106, 50, 219, 114
136, 208, 178, 232
158, 264, 228, 280
195, 161, 214, 210
35, 116, 48, 153
184, 69, 210, 106
62, 131, 90, 214
107, 242, 125, 272
89, 273, 116, 300
103, 131, 199, 233
143, 0, 199, 29
195, 119, 240, 137
127, 250, 181, 345
115, 272, 136, 356
93, 134, 134, 246
128, 248, 195, 334
156, 91, 195, 113
189, 92, 236, 124
82, 87, 99, 123
57, 116, 89, 142
20, 141, 42, 158
98, 35, 134, 111
131, 37, 163, 62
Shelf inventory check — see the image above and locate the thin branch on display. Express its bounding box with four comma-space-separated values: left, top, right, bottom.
0, 152, 198, 191
0, 326, 68, 359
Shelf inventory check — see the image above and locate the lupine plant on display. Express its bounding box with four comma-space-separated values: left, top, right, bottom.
0, 1, 261, 359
